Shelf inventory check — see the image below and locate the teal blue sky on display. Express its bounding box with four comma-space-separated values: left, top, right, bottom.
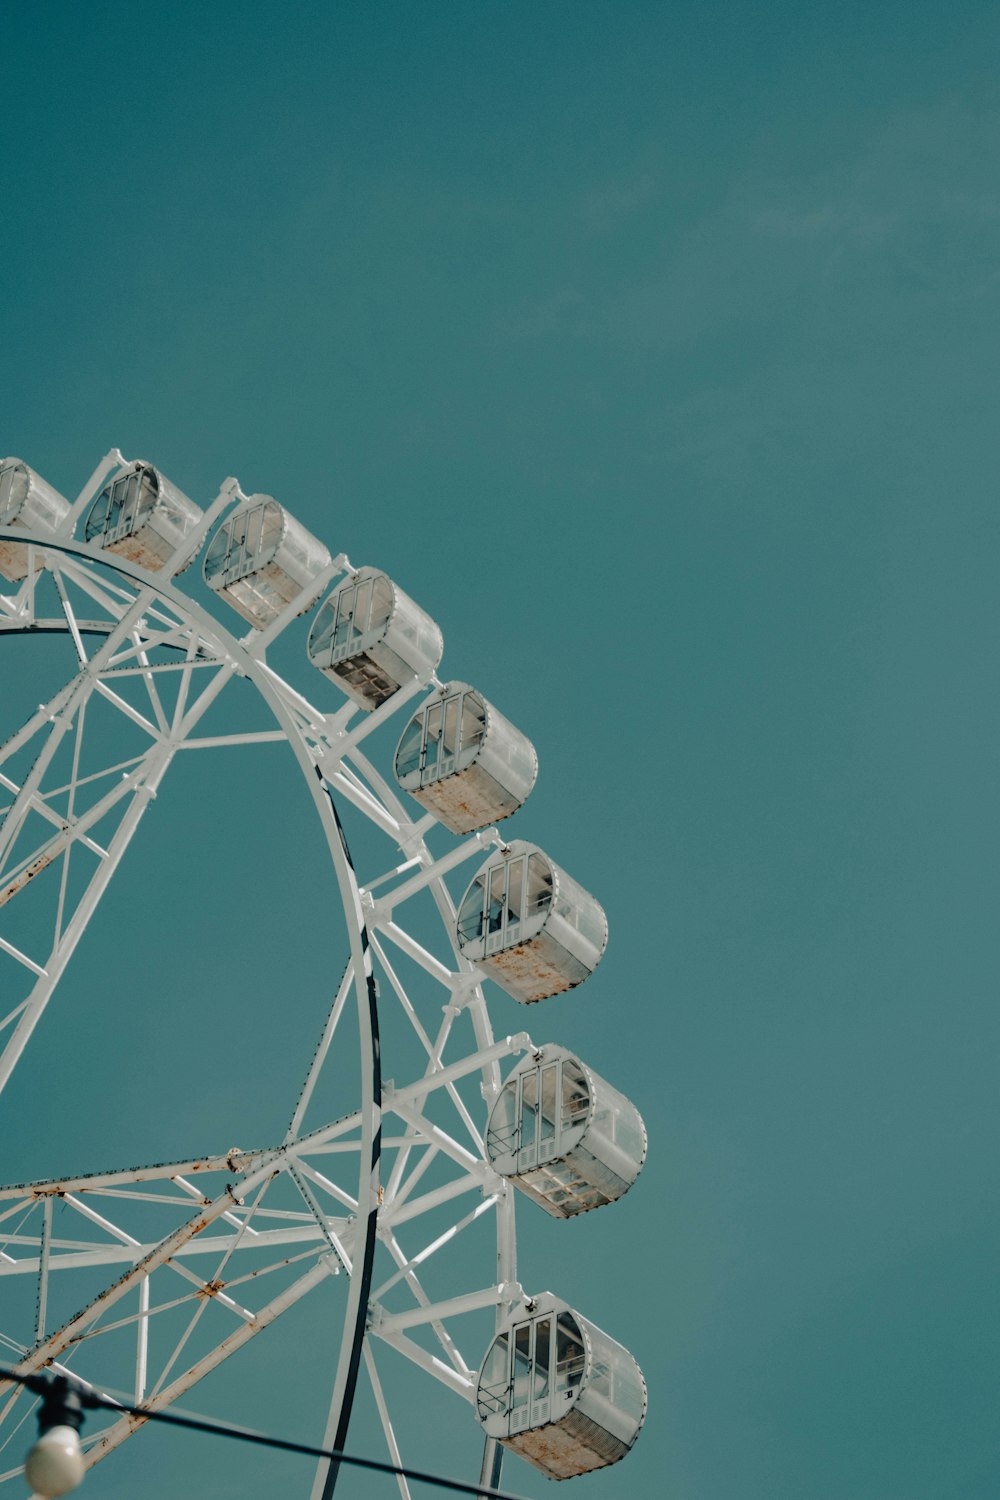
2, 4, 998, 1498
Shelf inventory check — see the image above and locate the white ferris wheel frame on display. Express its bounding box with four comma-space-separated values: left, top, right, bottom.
0, 495, 547, 1500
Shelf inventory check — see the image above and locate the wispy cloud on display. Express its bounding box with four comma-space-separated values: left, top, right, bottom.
750, 203, 897, 242
581, 172, 660, 229
515, 103, 1000, 352
498, 285, 592, 341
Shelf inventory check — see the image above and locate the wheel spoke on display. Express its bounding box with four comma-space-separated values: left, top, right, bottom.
0, 518, 628, 1500
286, 961, 355, 1140
50, 568, 90, 666
82, 1255, 337, 1473
363, 1343, 412, 1500
371, 1196, 499, 1305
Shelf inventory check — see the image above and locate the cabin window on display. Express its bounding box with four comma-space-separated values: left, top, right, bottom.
477, 1331, 510, 1419
512, 1324, 532, 1411
458, 851, 553, 948
0, 463, 22, 519
394, 689, 487, 784
555, 1313, 586, 1393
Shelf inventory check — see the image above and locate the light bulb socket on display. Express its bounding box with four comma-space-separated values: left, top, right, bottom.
31, 1374, 87, 1436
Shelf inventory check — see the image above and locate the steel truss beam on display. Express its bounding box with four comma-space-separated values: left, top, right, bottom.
0, 528, 528, 1497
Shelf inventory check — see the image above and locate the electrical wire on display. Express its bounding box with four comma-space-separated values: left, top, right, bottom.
0, 1366, 535, 1500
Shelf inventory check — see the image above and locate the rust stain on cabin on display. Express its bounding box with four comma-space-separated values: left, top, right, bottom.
489, 941, 574, 1003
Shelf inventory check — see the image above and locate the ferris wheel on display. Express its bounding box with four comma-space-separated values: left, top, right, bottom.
0, 451, 648, 1497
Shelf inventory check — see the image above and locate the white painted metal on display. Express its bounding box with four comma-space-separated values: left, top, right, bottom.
0, 460, 71, 581
475, 1294, 647, 1479
0, 514, 528, 1494
83, 459, 205, 574
307, 568, 444, 712
0, 457, 639, 1498
486, 1047, 648, 1217
393, 682, 538, 835
456, 841, 609, 1003
363, 1343, 412, 1500
202, 496, 332, 627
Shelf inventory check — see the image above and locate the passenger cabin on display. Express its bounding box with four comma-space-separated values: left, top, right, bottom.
0, 458, 71, 581
203, 497, 331, 627
307, 567, 443, 711
393, 682, 537, 833
486, 1047, 646, 1217
476, 1295, 646, 1479
84, 461, 203, 574
456, 842, 607, 1003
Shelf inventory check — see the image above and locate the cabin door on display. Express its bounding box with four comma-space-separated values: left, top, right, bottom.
484, 851, 530, 956
421, 690, 462, 784
106, 471, 143, 542
516, 1060, 561, 1170
429, 690, 461, 781
237, 504, 263, 581
330, 576, 372, 663
508, 1315, 553, 1434
224, 503, 263, 582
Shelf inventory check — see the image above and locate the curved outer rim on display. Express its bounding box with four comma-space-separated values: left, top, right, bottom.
0, 528, 380, 1497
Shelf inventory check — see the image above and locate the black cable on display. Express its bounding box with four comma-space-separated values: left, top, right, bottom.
0, 1367, 532, 1500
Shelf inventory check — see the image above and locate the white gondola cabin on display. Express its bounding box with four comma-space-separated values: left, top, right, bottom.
0, 458, 71, 581
84, 461, 203, 574
476, 1295, 646, 1479
307, 567, 443, 711
393, 682, 537, 833
203, 497, 331, 627
456, 842, 607, 1003
486, 1047, 646, 1217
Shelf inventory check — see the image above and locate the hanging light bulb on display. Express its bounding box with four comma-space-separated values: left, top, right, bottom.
25, 1426, 84, 1498
23, 1375, 86, 1498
